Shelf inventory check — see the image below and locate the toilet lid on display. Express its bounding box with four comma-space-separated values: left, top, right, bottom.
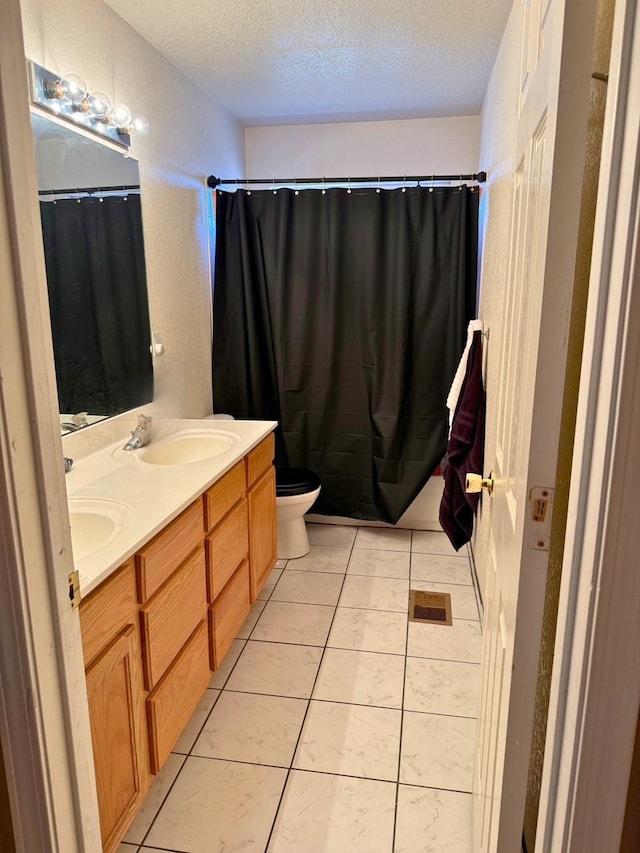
276, 467, 321, 497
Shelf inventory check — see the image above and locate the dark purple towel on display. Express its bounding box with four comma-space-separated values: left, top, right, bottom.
439, 331, 486, 550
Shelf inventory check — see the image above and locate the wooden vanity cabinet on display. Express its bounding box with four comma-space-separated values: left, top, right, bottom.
246, 435, 277, 601
79, 431, 277, 849
80, 563, 149, 853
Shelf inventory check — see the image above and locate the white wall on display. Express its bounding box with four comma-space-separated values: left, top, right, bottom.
246, 115, 482, 529
472, 1, 522, 594
20, 0, 245, 419
245, 115, 481, 180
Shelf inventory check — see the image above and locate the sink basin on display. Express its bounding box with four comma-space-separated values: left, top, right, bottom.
138, 429, 237, 466
69, 497, 134, 561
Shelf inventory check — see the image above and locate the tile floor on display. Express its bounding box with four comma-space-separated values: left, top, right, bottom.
119, 524, 482, 853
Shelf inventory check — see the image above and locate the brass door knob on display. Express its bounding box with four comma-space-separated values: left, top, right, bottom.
465, 472, 494, 495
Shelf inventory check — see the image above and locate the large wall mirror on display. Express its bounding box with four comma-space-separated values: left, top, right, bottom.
31, 111, 153, 430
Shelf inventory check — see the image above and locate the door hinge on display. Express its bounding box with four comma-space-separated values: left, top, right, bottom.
527, 486, 555, 550
68, 570, 81, 608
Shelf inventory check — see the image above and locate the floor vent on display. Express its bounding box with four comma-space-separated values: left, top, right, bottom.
409, 590, 452, 626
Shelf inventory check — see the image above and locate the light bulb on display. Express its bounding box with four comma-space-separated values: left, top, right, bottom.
88, 91, 111, 119
132, 115, 150, 135
107, 102, 132, 129
60, 73, 87, 106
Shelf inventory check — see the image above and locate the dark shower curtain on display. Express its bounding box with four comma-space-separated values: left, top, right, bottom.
40, 195, 152, 416
213, 185, 478, 523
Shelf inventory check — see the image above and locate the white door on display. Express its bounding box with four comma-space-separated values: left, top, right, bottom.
474, 0, 599, 849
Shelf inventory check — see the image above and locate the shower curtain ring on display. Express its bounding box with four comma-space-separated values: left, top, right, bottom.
322, 176, 326, 195
376, 176, 381, 194
402, 175, 407, 193
347, 176, 351, 194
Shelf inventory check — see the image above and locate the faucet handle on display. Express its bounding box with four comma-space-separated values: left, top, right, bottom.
122, 414, 152, 451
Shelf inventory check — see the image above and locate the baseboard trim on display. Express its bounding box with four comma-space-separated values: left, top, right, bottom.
305, 514, 441, 531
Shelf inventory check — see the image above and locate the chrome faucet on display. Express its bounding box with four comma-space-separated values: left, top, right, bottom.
61, 412, 89, 434
64, 457, 74, 474
123, 414, 152, 451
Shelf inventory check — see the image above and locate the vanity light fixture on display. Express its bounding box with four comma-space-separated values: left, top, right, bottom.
42, 72, 87, 106
114, 114, 151, 139
28, 60, 150, 149
131, 115, 150, 136
87, 91, 111, 120
108, 102, 132, 129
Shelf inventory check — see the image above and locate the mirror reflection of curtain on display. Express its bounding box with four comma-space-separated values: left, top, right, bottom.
213, 186, 479, 523
40, 195, 153, 416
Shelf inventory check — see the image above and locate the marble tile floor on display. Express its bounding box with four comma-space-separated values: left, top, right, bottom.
120, 525, 482, 853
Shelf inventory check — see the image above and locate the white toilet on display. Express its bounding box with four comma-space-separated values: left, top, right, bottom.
276, 468, 321, 559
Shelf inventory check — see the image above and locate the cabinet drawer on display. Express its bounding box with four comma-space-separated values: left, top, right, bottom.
136, 500, 203, 603
140, 547, 207, 690
209, 561, 251, 670
246, 433, 275, 487
80, 561, 137, 667
203, 461, 245, 532
206, 498, 248, 602
146, 620, 210, 774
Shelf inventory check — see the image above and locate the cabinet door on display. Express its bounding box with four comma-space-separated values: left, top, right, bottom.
85, 624, 147, 851
248, 466, 277, 601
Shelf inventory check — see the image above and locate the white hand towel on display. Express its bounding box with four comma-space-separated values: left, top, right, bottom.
447, 319, 484, 435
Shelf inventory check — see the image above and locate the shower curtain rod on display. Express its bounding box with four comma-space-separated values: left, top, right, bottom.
207, 172, 486, 189
37, 184, 140, 196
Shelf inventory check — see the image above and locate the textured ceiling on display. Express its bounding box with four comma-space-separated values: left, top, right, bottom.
103, 0, 512, 126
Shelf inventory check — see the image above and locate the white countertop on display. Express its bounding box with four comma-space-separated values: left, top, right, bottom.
65, 419, 277, 596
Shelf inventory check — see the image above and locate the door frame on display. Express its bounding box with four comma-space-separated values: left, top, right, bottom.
536, 0, 640, 848
0, 0, 101, 849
